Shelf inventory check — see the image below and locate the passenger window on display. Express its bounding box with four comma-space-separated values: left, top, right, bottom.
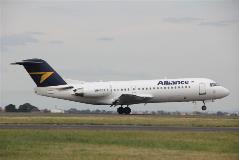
171, 87, 173, 89
178, 86, 180, 88
142, 88, 144, 90
121, 89, 123, 91
185, 86, 187, 88
182, 86, 184, 88
164, 87, 166, 89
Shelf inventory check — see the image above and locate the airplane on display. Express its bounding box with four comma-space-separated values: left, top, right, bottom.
12, 58, 230, 114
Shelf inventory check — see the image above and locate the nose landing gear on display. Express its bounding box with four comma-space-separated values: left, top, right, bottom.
117, 105, 131, 115
202, 100, 207, 111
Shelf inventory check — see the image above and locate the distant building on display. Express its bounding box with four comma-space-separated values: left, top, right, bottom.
50, 108, 64, 113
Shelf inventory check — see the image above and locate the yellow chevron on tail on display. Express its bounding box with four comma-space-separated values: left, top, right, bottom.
29, 72, 54, 83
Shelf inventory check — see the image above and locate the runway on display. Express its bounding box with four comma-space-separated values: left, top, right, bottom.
0, 124, 239, 132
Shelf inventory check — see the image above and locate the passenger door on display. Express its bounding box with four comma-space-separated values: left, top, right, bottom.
199, 82, 206, 95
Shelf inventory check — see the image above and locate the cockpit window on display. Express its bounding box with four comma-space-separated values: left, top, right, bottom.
210, 83, 220, 87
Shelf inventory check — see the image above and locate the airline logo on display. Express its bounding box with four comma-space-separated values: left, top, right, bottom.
29, 72, 54, 83
158, 80, 190, 85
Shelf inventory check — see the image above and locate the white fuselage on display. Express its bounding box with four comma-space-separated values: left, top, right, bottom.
34, 78, 230, 106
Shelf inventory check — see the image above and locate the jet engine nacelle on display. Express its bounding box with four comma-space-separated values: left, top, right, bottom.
74, 83, 111, 97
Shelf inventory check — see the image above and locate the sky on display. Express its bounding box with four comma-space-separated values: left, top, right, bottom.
1, 0, 239, 112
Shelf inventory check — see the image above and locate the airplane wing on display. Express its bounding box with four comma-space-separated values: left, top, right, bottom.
112, 94, 152, 106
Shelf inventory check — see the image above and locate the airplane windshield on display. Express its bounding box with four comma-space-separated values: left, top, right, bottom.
210, 83, 220, 87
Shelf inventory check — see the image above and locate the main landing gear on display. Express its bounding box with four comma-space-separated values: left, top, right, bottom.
202, 100, 207, 111
117, 106, 131, 115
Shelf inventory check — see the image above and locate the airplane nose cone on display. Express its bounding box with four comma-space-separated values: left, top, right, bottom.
223, 88, 230, 97
214, 87, 230, 99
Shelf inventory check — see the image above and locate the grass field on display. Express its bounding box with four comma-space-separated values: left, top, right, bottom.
0, 113, 238, 127
0, 114, 239, 160
0, 129, 239, 160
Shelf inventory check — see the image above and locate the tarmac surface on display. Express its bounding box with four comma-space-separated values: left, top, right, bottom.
0, 124, 239, 132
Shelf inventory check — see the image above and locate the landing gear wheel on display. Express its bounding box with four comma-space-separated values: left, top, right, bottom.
124, 107, 131, 115
117, 107, 124, 114
202, 105, 207, 111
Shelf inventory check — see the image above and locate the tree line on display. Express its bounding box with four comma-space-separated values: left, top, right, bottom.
4, 103, 40, 112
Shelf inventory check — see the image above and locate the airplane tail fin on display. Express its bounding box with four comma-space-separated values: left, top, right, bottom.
11, 58, 67, 87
